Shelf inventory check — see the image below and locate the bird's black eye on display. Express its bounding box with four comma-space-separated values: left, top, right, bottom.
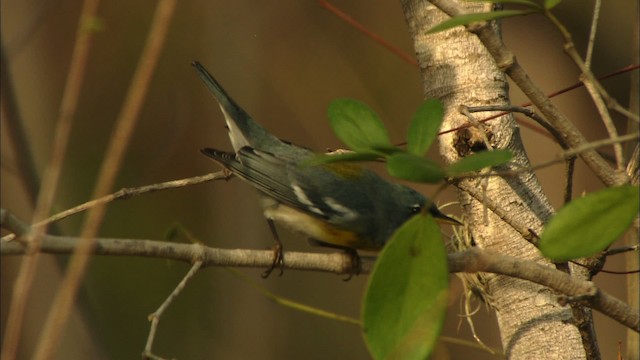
410, 204, 422, 214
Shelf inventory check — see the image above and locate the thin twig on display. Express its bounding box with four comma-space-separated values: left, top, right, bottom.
448, 248, 639, 332
595, 269, 639, 275
584, 0, 601, 69
33, 1, 177, 358
48, 171, 224, 224
532, 133, 637, 172
464, 105, 616, 182
460, 289, 497, 355
583, 76, 625, 170
450, 133, 636, 245
0, 172, 227, 244
563, 157, 576, 204
545, 10, 639, 124
319, 0, 581, 144
465, 105, 569, 149
318, 0, 418, 67
1, 1, 101, 358
143, 259, 204, 360
604, 245, 638, 257
542, 64, 639, 104
428, 0, 629, 186
438, 65, 640, 139
453, 132, 639, 181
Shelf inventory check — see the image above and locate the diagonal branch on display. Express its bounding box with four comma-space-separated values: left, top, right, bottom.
428, 0, 629, 187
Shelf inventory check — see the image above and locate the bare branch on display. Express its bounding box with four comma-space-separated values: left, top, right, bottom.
584, 0, 601, 69
143, 260, 204, 360
1, 232, 370, 275
2, 210, 637, 332
1, 0, 102, 357
452, 132, 639, 181
33, 1, 178, 358
448, 249, 640, 332
428, 0, 629, 187
545, 11, 639, 124
41, 172, 226, 228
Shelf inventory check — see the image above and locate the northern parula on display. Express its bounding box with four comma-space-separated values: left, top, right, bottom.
193, 61, 458, 276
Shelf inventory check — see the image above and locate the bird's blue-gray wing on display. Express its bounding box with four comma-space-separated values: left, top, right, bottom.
200, 147, 374, 229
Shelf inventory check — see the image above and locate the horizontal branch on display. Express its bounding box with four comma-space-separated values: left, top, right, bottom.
2, 215, 637, 332
1, 234, 367, 274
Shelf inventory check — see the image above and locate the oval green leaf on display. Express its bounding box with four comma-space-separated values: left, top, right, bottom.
387, 153, 445, 184
328, 99, 391, 152
447, 149, 513, 175
539, 185, 640, 261
370, 145, 405, 157
427, 10, 530, 34
363, 214, 449, 360
407, 99, 444, 156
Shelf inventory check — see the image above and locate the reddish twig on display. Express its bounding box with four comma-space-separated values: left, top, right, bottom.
318, 0, 418, 66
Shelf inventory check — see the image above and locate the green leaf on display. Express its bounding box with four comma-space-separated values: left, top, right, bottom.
539, 185, 640, 261
328, 99, 391, 152
363, 214, 449, 360
447, 149, 513, 175
302, 151, 382, 166
407, 99, 444, 156
387, 153, 445, 184
370, 145, 405, 157
544, 0, 562, 10
427, 10, 531, 34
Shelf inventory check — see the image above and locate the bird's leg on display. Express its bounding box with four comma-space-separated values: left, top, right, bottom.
307, 239, 362, 281
262, 219, 284, 278
342, 248, 361, 282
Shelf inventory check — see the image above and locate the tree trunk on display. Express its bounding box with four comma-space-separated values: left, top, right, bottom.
401, 1, 586, 358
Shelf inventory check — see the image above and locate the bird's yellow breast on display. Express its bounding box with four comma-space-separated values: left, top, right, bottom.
263, 203, 378, 250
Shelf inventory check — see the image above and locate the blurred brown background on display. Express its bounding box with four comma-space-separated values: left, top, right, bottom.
1, 1, 636, 359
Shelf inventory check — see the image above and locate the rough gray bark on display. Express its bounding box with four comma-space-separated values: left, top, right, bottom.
401, 1, 586, 358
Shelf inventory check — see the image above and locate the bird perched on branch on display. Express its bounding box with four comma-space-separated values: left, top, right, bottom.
193, 61, 458, 277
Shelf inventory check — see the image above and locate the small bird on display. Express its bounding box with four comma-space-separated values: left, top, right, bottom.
193, 61, 458, 277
